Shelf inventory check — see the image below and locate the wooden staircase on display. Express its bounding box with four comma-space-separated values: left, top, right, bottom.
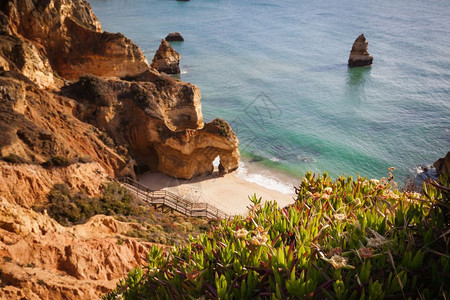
118, 177, 231, 219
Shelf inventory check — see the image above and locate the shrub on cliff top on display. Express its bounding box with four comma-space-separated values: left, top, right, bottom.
37, 182, 215, 245
43, 155, 71, 167
66, 76, 114, 107
39, 182, 135, 226
2, 153, 28, 164
211, 118, 231, 137
105, 171, 449, 299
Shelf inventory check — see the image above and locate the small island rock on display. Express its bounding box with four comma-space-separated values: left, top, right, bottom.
151, 39, 181, 74
165, 32, 184, 42
348, 34, 373, 67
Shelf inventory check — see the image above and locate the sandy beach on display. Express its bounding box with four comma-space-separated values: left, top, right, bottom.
138, 170, 297, 216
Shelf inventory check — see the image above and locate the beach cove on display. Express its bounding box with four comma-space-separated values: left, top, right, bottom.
90, 0, 450, 186
138, 159, 297, 215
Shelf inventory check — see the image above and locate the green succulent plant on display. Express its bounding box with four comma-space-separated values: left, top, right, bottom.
105, 171, 449, 299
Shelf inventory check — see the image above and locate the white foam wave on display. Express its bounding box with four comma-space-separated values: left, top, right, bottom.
237, 164, 294, 195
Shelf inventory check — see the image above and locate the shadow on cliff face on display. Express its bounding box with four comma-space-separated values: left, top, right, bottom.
60, 74, 239, 180
1, 0, 240, 180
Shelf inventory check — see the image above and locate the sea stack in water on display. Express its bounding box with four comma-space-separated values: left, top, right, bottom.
151, 39, 181, 74
348, 34, 373, 67
165, 32, 184, 42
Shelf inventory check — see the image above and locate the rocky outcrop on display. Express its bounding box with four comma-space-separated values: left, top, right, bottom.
148, 118, 240, 179
0, 201, 151, 299
0, 0, 240, 296
63, 75, 240, 179
0, 75, 134, 178
165, 32, 184, 42
433, 151, 450, 177
348, 34, 373, 67
1, 0, 239, 180
2, 0, 149, 81
0, 161, 108, 208
151, 39, 181, 74
0, 35, 58, 89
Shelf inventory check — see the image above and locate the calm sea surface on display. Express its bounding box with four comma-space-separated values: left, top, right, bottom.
90, 0, 450, 190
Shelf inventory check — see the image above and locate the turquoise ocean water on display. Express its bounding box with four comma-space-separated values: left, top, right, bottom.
90, 0, 450, 190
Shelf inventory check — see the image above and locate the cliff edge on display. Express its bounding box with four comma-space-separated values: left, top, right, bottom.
0, 0, 240, 179
0, 0, 239, 298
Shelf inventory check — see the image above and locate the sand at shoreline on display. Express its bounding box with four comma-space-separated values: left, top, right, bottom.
138, 171, 296, 215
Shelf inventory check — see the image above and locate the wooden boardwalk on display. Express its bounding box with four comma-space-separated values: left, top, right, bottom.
119, 177, 231, 219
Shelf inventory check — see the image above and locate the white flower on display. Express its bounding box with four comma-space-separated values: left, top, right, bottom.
328, 255, 354, 269
321, 193, 330, 200
383, 189, 399, 199
148, 267, 159, 277
324, 187, 333, 194
334, 213, 346, 222
235, 228, 249, 239
366, 237, 385, 248
250, 233, 268, 246
369, 179, 380, 185
413, 192, 422, 198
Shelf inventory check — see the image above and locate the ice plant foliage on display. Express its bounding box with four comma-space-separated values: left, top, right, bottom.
105, 171, 449, 299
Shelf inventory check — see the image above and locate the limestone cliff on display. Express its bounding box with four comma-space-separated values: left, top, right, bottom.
2, 0, 149, 81
0, 161, 108, 208
151, 39, 181, 74
348, 34, 373, 67
0, 201, 151, 300
1, 0, 239, 180
62, 74, 240, 179
0, 0, 239, 297
434, 151, 450, 177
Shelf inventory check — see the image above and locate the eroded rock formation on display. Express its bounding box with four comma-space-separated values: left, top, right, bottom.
0, 34, 57, 89
0, 201, 151, 300
0, 0, 239, 297
165, 31, 184, 42
0, 161, 108, 208
0, 74, 135, 178
1, 0, 240, 180
348, 34, 373, 67
434, 151, 450, 177
62, 74, 239, 179
2, 0, 149, 81
151, 39, 181, 74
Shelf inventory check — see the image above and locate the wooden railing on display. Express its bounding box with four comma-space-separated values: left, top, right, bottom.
118, 177, 231, 219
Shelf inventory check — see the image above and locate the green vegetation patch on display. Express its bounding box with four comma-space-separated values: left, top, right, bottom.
36, 181, 215, 245
106, 171, 449, 299
211, 118, 231, 137
43, 155, 71, 167
37, 182, 135, 226
63, 75, 115, 107
2, 153, 28, 164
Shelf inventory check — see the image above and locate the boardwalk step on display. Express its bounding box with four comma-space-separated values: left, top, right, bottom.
117, 177, 231, 219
